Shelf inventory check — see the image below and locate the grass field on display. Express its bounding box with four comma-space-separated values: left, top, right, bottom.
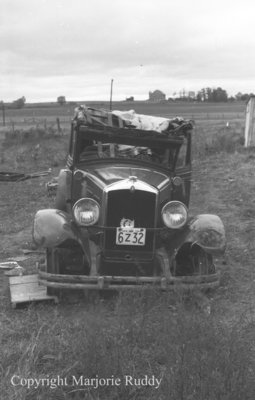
0, 101, 246, 136
1, 101, 255, 400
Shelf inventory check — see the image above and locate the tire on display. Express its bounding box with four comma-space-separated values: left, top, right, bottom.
190, 244, 215, 275
174, 243, 215, 276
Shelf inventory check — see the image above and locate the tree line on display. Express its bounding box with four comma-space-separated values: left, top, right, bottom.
3, 88, 255, 108
171, 87, 254, 103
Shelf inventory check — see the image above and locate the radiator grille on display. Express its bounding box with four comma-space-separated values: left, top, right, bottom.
104, 189, 156, 256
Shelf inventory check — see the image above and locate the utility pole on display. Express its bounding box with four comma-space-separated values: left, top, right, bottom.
109, 79, 114, 111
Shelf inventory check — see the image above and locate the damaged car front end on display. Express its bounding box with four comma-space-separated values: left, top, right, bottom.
33, 107, 226, 292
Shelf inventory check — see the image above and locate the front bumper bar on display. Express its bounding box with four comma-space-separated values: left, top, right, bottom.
38, 270, 220, 291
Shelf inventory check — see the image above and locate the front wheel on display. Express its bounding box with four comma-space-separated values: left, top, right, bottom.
173, 243, 215, 276
190, 244, 215, 275
45, 245, 90, 296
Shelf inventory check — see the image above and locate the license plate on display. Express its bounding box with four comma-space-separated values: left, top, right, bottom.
116, 227, 146, 246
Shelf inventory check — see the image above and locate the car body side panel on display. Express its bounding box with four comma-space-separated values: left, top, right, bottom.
172, 166, 191, 207
55, 169, 72, 211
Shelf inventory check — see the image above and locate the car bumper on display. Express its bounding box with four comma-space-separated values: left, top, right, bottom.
38, 270, 220, 291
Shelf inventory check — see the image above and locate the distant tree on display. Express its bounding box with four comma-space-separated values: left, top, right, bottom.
211, 87, 228, 102
196, 91, 202, 102
245, 93, 255, 101
238, 93, 251, 101
235, 92, 243, 101
200, 88, 207, 101
126, 96, 134, 101
196, 87, 228, 102
57, 96, 66, 105
228, 96, 235, 102
12, 96, 26, 109
205, 87, 213, 101
196, 89, 206, 101
234, 92, 255, 102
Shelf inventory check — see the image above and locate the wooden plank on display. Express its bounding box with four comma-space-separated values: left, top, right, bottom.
9, 275, 58, 307
10, 275, 39, 285
90, 116, 108, 126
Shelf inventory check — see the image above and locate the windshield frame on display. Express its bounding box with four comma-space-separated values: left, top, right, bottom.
73, 123, 185, 172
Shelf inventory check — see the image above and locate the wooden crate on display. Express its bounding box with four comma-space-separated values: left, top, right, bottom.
9, 274, 58, 308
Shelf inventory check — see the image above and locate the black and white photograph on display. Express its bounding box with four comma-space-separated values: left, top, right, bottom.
0, 0, 255, 399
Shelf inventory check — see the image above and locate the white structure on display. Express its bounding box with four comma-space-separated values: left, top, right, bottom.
245, 97, 255, 147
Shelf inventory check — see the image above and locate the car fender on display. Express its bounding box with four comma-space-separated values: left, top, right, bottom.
182, 214, 226, 255
33, 209, 89, 252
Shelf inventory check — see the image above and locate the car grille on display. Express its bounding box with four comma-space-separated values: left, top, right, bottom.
104, 189, 156, 259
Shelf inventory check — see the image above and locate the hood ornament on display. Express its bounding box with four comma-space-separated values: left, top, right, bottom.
120, 218, 135, 228
129, 175, 137, 193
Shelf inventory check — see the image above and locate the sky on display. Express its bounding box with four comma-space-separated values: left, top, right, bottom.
0, 0, 254, 102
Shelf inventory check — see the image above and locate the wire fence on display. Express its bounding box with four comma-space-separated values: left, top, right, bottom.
0, 117, 72, 136
0, 109, 246, 141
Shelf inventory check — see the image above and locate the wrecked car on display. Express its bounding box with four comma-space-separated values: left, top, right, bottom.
33, 106, 226, 292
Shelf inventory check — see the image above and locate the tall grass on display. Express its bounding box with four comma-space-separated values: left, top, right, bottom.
1, 119, 245, 168
192, 123, 244, 161
1, 291, 255, 400
0, 118, 252, 400
0, 128, 69, 171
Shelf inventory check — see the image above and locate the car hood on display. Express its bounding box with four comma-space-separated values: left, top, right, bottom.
82, 163, 170, 190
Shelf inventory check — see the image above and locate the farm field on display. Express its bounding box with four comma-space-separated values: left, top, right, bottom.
1, 101, 255, 399
0, 101, 246, 135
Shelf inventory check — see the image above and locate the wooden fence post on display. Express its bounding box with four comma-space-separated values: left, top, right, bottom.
1, 101, 5, 126
244, 97, 255, 147
56, 117, 61, 134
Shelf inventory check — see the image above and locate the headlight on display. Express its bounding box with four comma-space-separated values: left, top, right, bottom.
161, 201, 188, 229
73, 198, 100, 226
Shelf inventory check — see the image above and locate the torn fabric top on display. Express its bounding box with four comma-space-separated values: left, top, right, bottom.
73, 105, 193, 134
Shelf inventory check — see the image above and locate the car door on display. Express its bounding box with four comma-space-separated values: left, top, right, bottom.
172, 132, 192, 206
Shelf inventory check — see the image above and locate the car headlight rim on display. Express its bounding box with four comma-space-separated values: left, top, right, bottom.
73, 197, 100, 226
161, 200, 188, 229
